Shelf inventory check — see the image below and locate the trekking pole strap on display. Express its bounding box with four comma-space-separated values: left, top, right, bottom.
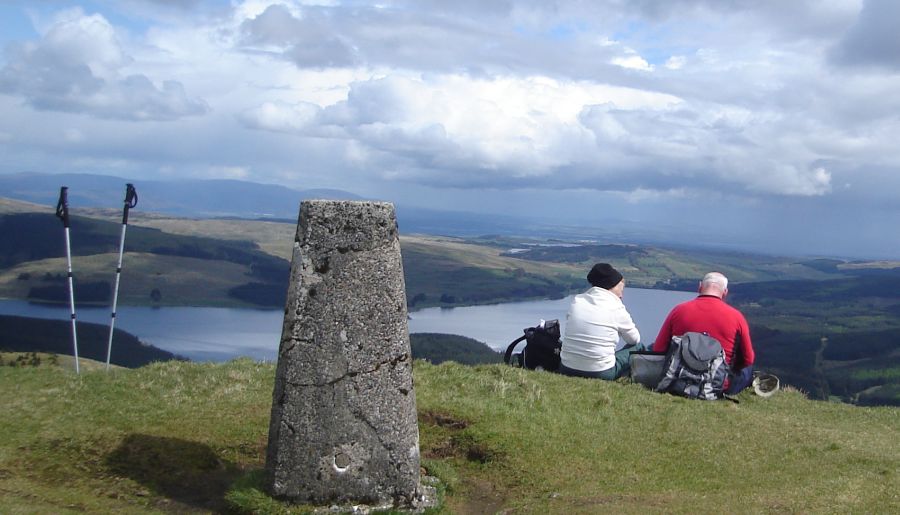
122, 183, 138, 224
504, 335, 527, 365
55, 186, 70, 228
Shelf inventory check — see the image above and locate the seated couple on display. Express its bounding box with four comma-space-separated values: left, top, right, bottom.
558, 263, 756, 395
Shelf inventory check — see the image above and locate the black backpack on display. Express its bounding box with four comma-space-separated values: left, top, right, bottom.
504, 320, 562, 372
655, 332, 732, 400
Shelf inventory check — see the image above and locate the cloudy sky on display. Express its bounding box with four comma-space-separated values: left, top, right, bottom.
1, 0, 898, 259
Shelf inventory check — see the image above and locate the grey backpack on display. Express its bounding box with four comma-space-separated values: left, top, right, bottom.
655, 332, 731, 400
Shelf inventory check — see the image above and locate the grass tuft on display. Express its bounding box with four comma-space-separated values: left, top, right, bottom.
225, 469, 298, 514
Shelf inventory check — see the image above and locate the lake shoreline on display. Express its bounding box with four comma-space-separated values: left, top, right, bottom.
1, 284, 695, 313
0, 288, 695, 359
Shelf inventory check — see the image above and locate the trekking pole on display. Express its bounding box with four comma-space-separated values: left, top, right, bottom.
105, 183, 138, 371
55, 187, 80, 374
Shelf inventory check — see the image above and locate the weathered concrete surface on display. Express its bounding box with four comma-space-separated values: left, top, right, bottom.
265, 200, 424, 508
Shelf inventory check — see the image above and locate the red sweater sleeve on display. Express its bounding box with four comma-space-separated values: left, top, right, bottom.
652, 311, 675, 353
735, 314, 755, 368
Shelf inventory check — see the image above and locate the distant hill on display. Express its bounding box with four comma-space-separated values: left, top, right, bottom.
0, 197, 51, 215
729, 273, 900, 406
0, 172, 655, 241
0, 212, 286, 272
0, 172, 533, 235
410, 333, 502, 365
0, 211, 290, 307
0, 172, 361, 219
0, 314, 182, 368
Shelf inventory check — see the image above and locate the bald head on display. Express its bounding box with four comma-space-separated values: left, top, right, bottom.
699, 272, 729, 298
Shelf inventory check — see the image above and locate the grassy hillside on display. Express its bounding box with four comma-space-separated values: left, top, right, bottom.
49, 215, 591, 308
123, 214, 296, 262
0, 360, 897, 513
0, 213, 281, 269
67, 209, 297, 261
479, 236, 843, 287
51, 203, 900, 310
730, 272, 900, 405
0, 197, 52, 215
0, 351, 122, 372
1, 253, 264, 307
0, 208, 589, 309
0, 211, 289, 307
4, 198, 892, 311
410, 333, 503, 365
401, 235, 585, 307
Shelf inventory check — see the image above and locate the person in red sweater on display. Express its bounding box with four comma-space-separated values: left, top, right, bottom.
653, 272, 756, 394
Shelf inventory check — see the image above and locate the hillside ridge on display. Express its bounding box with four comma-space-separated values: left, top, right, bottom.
0, 360, 896, 513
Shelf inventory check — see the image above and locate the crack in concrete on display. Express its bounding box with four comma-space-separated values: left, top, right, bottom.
285, 352, 409, 388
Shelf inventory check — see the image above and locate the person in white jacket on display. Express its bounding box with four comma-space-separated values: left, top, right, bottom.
558, 263, 643, 380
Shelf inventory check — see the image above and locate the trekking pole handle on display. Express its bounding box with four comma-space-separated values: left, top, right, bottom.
55, 186, 70, 228
122, 183, 138, 224
125, 183, 138, 208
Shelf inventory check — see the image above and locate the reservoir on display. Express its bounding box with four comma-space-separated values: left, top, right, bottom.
407, 288, 695, 352
0, 288, 694, 361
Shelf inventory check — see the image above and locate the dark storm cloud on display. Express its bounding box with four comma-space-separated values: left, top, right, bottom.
830, 0, 900, 70
239, 3, 358, 67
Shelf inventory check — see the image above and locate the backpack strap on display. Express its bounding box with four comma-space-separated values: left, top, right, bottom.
504, 335, 527, 365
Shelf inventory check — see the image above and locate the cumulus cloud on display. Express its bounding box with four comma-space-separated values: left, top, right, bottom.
579, 102, 837, 196
0, 8, 208, 120
612, 54, 653, 71
235, 65, 838, 197
238, 73, 687, 186
1, 0, 900, 258
238, 100, 323, 133
217, 1, 881, 200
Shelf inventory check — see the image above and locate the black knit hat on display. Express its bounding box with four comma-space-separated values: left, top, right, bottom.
587, 263, 623, 290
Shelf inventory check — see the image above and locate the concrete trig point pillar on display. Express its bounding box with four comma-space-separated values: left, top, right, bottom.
266, 200, 426, 509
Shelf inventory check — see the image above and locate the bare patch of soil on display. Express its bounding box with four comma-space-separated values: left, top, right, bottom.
447, 478, 506, 515
419, 410, 470, 430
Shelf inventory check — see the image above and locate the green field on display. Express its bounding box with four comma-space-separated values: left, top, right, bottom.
0, 253, 264, 307
0, 359, 897, 513
0, 209, 290, 307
